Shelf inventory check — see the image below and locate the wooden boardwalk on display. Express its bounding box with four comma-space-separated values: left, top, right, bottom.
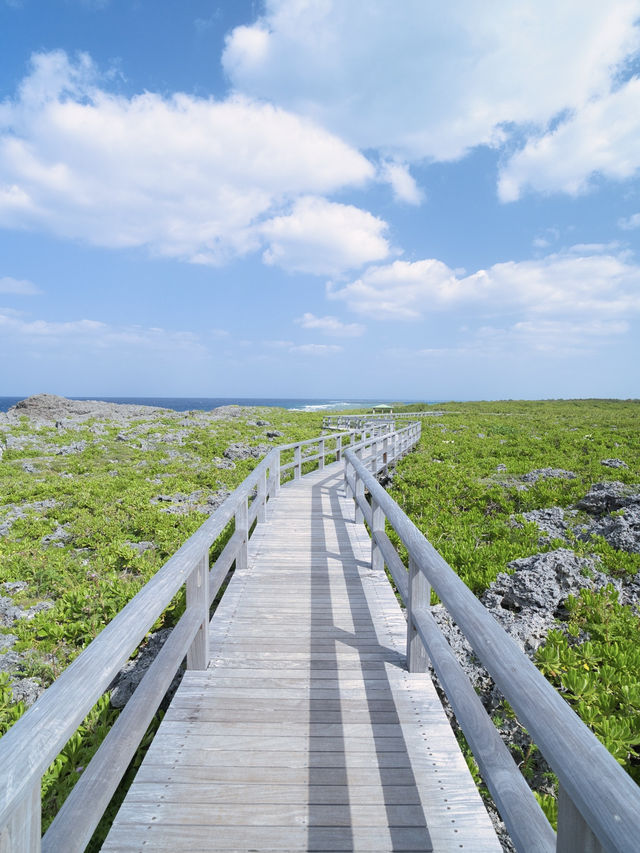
103, 462, 500, 852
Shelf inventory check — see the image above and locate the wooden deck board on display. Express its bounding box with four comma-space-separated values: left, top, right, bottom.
103, 463, 500, 852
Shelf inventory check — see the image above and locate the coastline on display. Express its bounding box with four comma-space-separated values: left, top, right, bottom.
0, 395, 425, 414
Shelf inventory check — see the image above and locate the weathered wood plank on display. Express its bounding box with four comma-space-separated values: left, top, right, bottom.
104, 461, 498, 852
113, 799, 427, 827
103, 823, 432, 852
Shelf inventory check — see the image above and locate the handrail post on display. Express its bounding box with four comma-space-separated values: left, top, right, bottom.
335, 434, 342, 462
407, 556, 430, 672
371, 496, 384, 573
257, 466, 267, 522
294, 444, 302, 479
236, 495, 248, 572
268, 450, 280, 498
354, 450, 364, 524
318, 437, 325, 470
186, 551, 209, 670
556, 786, 606, 853
343, 455, 351, 496
0, 780, 40, 853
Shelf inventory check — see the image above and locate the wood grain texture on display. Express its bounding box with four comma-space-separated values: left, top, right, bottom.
104, 461, 498, 852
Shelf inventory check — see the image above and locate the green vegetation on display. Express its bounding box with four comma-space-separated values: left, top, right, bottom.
0, 405, 322, 838
537, 587, 640, 782
389, 399, 640, 818
1, 398, 638, 840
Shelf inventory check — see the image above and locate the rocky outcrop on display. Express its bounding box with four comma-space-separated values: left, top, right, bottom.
428, 546, 639, 822
515, 482, 640, 554
0, 499, 59, 537
579, 505, 640, 554
0, 582, 54, 705
151, 489, 231, 515
431, 549, 621, 698
7, 393, 167, 424
576, 481, 639, 515
223, 442, 271, 460
600, 458, 628, 469
519, 507, 577, 543
521, 468, 577, 484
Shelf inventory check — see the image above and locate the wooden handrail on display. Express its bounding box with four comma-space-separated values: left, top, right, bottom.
0, 422, 417, 851
344, 444, 640, 853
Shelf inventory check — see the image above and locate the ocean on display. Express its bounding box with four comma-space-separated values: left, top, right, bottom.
0, 396, 422, 414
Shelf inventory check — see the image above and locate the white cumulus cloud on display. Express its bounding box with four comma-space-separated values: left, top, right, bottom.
295, 312, 364, 337
380, 161, 424, 205
0, 51, 375, 267
0, 276, 41, 294
619, 212, 640, 230
499, 76, 640, 200
260, 196, 390, 275
329, 249, 640, 322
0, 310, 206, 355
223, 0, 640, 166
288, 343, 342, 356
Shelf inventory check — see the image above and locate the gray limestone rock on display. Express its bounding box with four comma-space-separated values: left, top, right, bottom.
576, 481, 640, 515
10, 678, 44, 706
1, 582, 28, 594
0, 633, 17, 653
152, 489, 231, 515
0, 597, 24, 628
55, 440, 88, 456
8, 393, 167, 424
518, 507, 576, 543
223, 442, 271, 460
213, 457, 236, 470
109, 629, 182, 709
430, 548, 624, 703
584, 505, 640, 554
1, 499, 60, 537
41, 524, 71, 546
522, 468, 577, 484
124, 540, 155, 555
600, 458, 628, 469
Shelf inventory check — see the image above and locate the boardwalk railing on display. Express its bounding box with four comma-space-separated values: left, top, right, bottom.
323, 411, 441, 430
0, 422, 418, 853
344, 441, 640, 853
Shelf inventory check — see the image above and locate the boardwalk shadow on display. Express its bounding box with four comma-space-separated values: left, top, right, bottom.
307, 469, 432, 852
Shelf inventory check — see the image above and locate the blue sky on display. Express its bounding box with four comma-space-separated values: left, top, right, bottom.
1, 1, 639, 400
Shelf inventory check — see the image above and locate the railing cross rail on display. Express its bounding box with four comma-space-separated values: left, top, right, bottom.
344, 439, 640, 853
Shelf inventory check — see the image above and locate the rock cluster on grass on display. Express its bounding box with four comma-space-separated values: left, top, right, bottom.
431, 549, 627, 698
151, 488, 231, 515
513, 481, 640, 554
223, 442, 271, 460
0, 581, 54, 705
601, 458, 628, 469
521, 468, 577, 484
0, 499, 59, 537
428, 543, 640, 822
518, 506, 577, 543
0, 394, 290, 709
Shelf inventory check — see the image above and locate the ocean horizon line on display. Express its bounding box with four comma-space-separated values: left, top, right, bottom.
0, 395, 434, 414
